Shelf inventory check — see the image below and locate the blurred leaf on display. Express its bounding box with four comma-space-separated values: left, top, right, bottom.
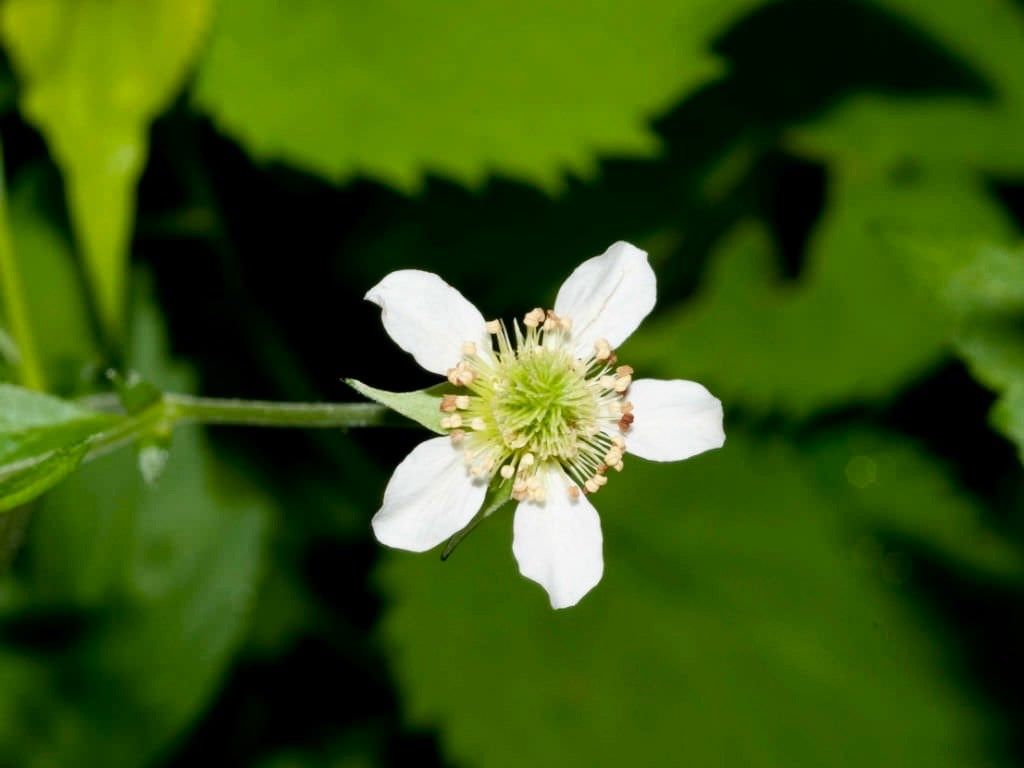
7, 168, 99, 391
902, 241, 1024, 463
0, 442, 86, 514
788, 0, 1024, 173
345, 379, 446, 435
193, 0, 760, 191
0, 0, 213, 336
0, 383, 114, 466
378, 427, 1015, 767
627, 168, 1013, 416
0, 285, 272, 767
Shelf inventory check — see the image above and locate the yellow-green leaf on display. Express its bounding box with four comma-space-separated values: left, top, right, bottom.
0, 0, 212, 336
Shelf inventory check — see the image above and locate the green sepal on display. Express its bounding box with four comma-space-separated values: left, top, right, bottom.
344, 378, 449, 435
442, 478, 514, 561
107, 369, 164, 415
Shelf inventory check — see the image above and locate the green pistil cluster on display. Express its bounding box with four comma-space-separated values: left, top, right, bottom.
440, 307, 634, 503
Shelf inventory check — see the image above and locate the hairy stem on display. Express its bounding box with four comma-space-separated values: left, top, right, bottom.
81, 394, 394, 466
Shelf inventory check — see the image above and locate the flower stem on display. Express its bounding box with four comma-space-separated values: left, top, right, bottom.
165, 394, 392, 428
82, 394, 394, 466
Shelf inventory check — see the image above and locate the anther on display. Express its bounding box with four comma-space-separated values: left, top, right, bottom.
520, 453, 535, 468
567, 485, 581, 500
594, 338, 612, 362
616, 365, 634, 377
486, 319, 501, 334
614, 374, 632, 393
449, 429, 465, 444
447, 362, 475, 386
500, 464, 515, 479
584, 477, 600, 494
440, 394, 458, 413
462, 341, 477, 356
470, 417, 486, 431
599, 374, 616, 390
618, 413, 635, 431
523, 308, 545, 328
455, 395, 471, 409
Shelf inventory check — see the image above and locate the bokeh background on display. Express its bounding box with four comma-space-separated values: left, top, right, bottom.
0, 0, 1023, 766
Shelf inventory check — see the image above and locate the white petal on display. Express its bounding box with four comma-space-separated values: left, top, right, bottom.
512, 469, 603, 609
554, 242, 657, 358
624, 379, 725, 462
372, 437, 487, 552
365, 269, 489, 375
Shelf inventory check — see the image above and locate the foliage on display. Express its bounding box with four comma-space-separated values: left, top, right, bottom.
0, 0, 1022, 767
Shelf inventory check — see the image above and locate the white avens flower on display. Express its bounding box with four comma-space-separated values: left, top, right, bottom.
365, 242, 725, 609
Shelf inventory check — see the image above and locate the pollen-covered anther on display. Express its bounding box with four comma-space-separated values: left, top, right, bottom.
486, 319, 501, 335
455, 395, 471, 410
440, 394, 459, 413
447, 361, 475, 386
584, 477, 600, 494
440, 414, 463, 430
613, 460, 624, 472
599, 374, 617, 390
523, 308, 546, 328
519, 452, 536, 469
594, 338, 613, 362
449, 429, 465, 444
618, 412, 635, 431
614, 374, 632, 393
512, 480, 529, 501
470, 417, 486, 431
620, 401, 634, 414
500, 464, 515, 480
604, 447, 623, 465
462, 341, 478, 356
567, 485, 581, 500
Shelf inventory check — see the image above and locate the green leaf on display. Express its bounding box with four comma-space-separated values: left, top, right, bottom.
902, 241, 1024, 463
345, 378, 446, 435
626, 167, 1014, 417
0, 0, 213, 336
378, 427, 1014, 766
788, 0, 1024, 174
7, 168, 100, 389
0, 442, 87, 514
0, 383, 114, 466
193, 0, 760, 191
0, 285, 271, 767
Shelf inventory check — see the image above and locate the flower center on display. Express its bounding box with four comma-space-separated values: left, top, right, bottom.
440, 308, 634, 502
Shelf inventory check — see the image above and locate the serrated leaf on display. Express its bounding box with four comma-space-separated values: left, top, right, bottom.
0, 0, 213, 335
902, 241, 1024, 463
345, 378, 445, 435
378, 427, 1013, 766
193, 0, 760, 191
0, 442, 87, 514
626, 168, 1013, 416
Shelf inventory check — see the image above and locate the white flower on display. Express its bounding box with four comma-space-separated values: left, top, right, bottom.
365, 242, 725, 609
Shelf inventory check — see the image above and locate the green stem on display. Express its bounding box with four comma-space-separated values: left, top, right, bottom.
81, 395, 394, 465
165, 394, 393, 428
0, 142, 45, 391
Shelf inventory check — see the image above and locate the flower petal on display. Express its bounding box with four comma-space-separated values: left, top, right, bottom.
624, 378, 725, 462
512, 468, 603, 609
554, 241, 657, 358
372, 436, 487, 552
365, 269, 489, 375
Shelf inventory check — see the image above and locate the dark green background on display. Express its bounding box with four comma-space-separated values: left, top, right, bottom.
1, 1, 1023, 766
